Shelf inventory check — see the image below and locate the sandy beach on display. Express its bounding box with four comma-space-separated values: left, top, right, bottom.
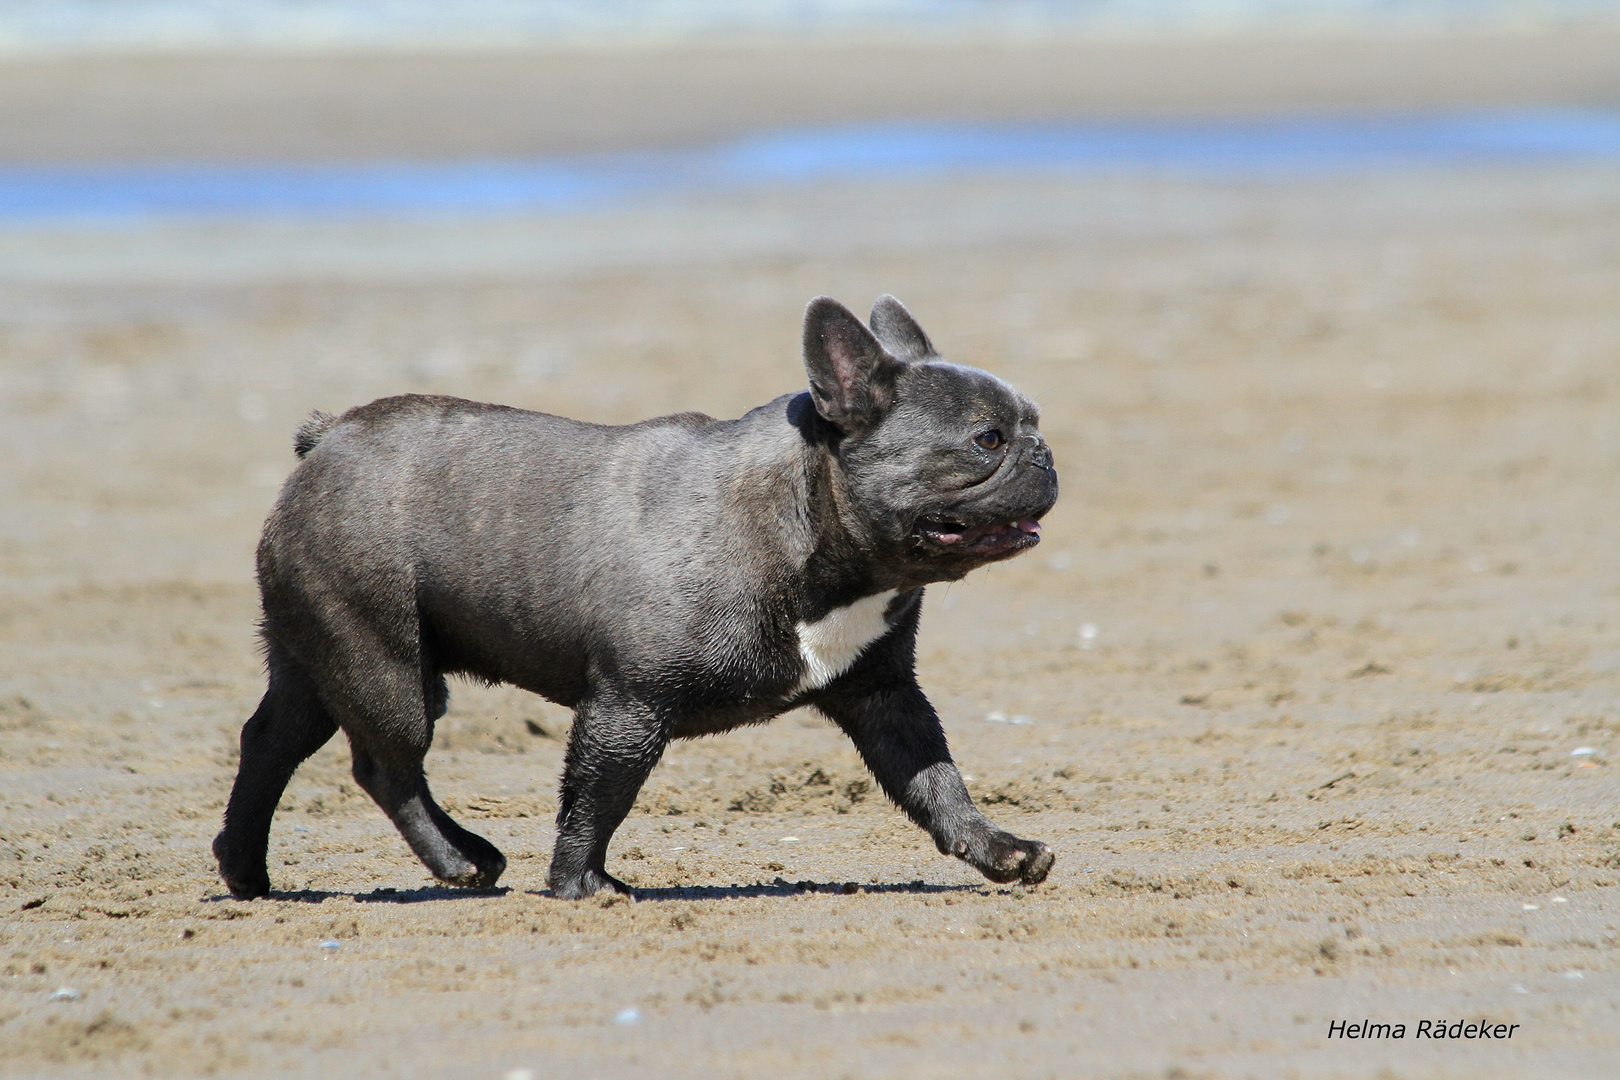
2, 32, 1619, 1079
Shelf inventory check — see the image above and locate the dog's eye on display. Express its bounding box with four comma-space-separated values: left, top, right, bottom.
974, 430, 1004, 451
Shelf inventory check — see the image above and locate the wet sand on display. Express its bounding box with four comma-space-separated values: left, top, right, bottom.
2, 35, 1620, 1080
2, 30, 1620, 162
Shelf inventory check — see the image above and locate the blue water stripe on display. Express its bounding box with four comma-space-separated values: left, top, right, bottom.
2, 111, 1618, 221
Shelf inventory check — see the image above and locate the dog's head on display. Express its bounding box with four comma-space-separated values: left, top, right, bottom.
800, 295, 1059, 583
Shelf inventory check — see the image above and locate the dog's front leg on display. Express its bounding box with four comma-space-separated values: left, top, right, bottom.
548, 691, 670, 899
818, 681, 1054, 886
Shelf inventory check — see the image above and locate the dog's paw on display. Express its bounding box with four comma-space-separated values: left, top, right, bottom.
432, 841, 507, 890
549, 867, 634, 901
212, 831, 272, 900
970, 831, 1055, 886
437, 857, 507, 890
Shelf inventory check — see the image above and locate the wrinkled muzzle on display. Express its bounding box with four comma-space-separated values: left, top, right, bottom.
915, 438, 1058, 561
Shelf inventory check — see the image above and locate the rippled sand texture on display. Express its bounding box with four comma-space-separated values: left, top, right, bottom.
3, 35, 1620, 1080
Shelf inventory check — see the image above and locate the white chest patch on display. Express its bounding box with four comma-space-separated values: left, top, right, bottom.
792, 589, 900, 693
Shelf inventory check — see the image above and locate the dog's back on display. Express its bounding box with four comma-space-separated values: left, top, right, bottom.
259, 392, 814, 708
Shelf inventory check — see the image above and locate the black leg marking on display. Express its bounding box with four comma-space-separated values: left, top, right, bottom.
549, 693, 670, 899
349, 742, 506, 889
818, 681, 1054, 886
213, 647, 338, 899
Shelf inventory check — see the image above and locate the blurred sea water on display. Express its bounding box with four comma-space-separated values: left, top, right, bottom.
2, 112, 1618, 221
0, 0, 1617, 51
3, 1, 1616, 283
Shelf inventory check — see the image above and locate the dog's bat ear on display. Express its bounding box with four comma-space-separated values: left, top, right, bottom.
868, 295, 935, 362
802, 296, 900, 432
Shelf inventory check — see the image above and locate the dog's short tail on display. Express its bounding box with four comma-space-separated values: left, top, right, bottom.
292, 411, 337, 458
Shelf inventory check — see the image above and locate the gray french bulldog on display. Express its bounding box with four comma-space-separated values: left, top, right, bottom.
213, 295, 1058, 900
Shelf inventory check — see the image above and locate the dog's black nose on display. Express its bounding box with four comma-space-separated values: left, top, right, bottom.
1028, 438, 1054, 471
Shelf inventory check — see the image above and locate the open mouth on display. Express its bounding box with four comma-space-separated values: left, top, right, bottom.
917, 517, 1042, 556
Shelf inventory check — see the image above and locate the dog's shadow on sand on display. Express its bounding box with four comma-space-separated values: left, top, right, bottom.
202, 880, 992, 905
540, 880, 993, 902
201, 886, 512, 905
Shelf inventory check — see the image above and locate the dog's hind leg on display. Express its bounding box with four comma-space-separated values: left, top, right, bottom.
348, 739, 507, 890
213, 645, 338, 899
340, 659, 506, 890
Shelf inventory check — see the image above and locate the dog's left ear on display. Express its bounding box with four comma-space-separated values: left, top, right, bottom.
869, 295, 936, 362
803, 296, 902, 433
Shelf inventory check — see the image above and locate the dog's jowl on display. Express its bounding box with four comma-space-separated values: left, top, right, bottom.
213, 295, 1060, 900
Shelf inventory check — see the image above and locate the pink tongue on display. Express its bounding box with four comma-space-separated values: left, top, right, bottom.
1016, 519, 1041, 535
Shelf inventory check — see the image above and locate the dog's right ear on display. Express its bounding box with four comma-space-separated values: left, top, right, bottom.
802, 296, 900, 433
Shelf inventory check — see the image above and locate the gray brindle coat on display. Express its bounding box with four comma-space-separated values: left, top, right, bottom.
214, 296, 1059, 899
